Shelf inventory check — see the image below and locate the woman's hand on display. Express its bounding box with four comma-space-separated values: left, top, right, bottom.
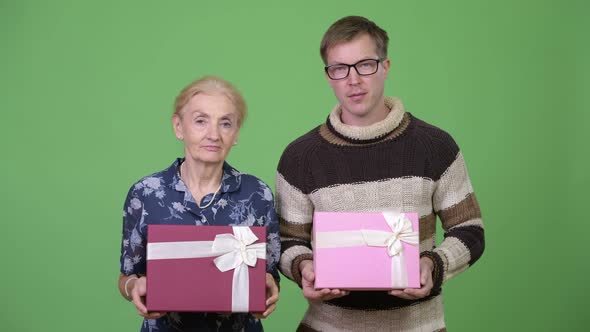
254, 273, 279, 319
129, 276, 168, 319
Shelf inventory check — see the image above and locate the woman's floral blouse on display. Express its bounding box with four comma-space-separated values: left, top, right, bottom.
120, 158, 280, 332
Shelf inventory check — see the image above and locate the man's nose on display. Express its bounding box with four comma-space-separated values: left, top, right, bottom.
347, 67, 361, 85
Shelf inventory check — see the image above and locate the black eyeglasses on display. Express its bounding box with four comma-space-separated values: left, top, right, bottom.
325, 58, 383, 80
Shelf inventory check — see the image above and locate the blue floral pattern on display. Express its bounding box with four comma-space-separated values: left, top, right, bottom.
120, 158, 280, 332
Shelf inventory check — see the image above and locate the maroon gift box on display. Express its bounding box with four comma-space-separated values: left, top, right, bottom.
146, 225, 266, 313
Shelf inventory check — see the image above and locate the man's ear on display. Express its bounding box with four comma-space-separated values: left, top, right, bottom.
382, 58, 391, 78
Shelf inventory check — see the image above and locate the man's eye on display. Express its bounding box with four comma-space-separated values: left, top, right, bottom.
332, 66, 347, 73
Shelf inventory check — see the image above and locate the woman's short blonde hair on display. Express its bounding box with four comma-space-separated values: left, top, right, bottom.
173, 76, 247, 127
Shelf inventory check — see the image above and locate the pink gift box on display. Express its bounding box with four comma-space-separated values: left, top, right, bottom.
146, 225, 266, 313
313, 212, 420, 290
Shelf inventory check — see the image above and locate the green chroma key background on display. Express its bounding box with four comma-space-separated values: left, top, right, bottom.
1, 1, 587, 331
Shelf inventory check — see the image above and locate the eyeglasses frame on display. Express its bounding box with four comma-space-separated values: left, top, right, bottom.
324, 58, 384, 80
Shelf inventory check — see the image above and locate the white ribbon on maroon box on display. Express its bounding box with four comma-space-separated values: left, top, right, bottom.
147, 226, 266, 312
314, 212, 419, 288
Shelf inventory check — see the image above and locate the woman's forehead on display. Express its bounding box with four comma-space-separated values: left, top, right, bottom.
184, 93, 237, 115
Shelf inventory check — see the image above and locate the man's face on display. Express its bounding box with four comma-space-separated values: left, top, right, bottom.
325, 34, 390, 126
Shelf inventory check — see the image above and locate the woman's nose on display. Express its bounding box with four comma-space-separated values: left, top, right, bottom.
206, 124, 220, 140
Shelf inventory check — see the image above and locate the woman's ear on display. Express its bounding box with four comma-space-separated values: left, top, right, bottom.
172, 114, 183, 140
233, 130, 240, 146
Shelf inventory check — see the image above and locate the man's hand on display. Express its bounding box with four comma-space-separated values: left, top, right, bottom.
300, 260, 349, 302
254, 273, 279, 319
388, 256, 434, 300
130, 276, 167, 319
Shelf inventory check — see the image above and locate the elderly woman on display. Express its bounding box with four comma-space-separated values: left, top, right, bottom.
118, 76, 280, 332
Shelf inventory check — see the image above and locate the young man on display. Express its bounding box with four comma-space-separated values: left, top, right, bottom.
276, 16, 484, 331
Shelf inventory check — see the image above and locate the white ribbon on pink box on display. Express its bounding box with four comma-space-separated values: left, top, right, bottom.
314, 212, 419, 288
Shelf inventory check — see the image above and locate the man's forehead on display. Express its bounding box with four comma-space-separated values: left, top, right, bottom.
326, 36, 378, 64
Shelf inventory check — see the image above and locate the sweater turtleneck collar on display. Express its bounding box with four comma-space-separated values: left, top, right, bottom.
326, 96, 406, 144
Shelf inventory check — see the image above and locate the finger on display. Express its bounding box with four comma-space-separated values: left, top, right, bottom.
132, 293, 147, 315
261, 303, 277, 318
305, 290, 326, 302
321, 289, 349, 301
266, 292, 279, 306
421, 273, 432, 287
266, 279, 279, 305
326, 290, 343, 298
403, 288, 428, 298
331, 289, 349, 296
420, 269, 428, 284
320, 288, 332, 296
388, 289, 416, 300
142, 312, 167, 319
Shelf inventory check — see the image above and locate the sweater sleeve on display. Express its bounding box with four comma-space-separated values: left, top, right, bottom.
423, 129, 484, 286
432, 151, 484, 283
275, 143, 314, 286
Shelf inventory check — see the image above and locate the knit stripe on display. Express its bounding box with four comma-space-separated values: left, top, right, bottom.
308, 177, 436, 217
319, 112, 411, 147
444, 224, 485, 266
420, 236, 436, 252
301, 295, 446, 332
296, 324, 319, 332
291, 253, 314, 286
434, 236, 472, 282
451, 217, 484, 229
276, 172, 313, 224
433, 152, 475, 212
327, 96, 406, 142
420, 213, 437, 242
438, 192, 482, 230
421, 251, 445, 291
280, 243, 312, 281
280, 221, 312, 242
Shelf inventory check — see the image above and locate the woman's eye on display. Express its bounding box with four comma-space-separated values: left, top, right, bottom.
221, 122, 233, 128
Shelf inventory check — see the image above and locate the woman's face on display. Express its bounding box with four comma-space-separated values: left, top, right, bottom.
173, 93, 240, 166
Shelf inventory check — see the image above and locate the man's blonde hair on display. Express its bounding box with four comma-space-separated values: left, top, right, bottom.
320, 16, 389, 65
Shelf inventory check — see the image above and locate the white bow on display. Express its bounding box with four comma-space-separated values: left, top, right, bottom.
212, 227, 266, 272
211, 227, 266, 312
361, 212, 419, 256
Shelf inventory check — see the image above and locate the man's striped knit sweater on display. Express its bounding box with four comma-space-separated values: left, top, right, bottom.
276, 97, 484, 332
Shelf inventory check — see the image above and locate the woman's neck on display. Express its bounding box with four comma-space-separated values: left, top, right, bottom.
180, 158, 223, 196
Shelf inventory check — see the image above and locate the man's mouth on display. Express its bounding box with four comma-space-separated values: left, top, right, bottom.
348, 92, 366, 101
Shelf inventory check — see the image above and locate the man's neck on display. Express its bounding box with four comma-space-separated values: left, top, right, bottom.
340, 101, 390, 127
